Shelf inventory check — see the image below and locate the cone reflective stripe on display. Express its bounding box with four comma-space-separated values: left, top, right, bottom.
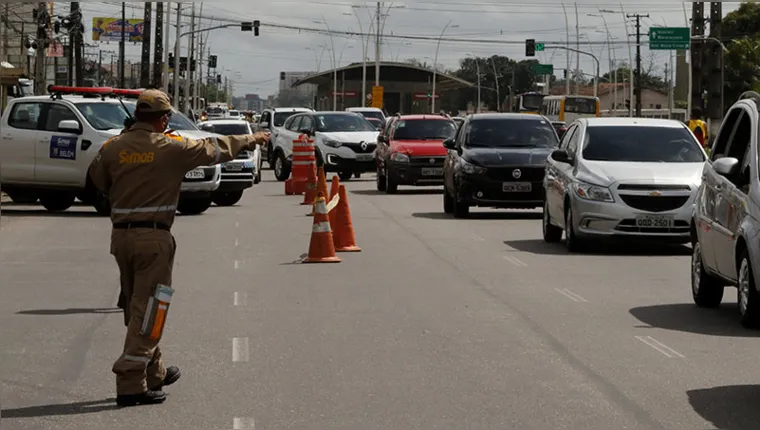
301, 163, 319, 205
332, 185, 361, 252
309, 167, 329, 216
329, 175, 340, 201
303, 192, 341, 263
285, 134, 316, 195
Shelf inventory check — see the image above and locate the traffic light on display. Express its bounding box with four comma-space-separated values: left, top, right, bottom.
525, 39, 536, 57
280, 71, 286, 81
254, 20, 260, 36
208, 55, 217, 68
241, 22, 253, 31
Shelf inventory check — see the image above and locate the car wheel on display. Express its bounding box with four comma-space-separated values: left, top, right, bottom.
274, 151, 291, 182
443, 186, 454, 214
39, 192, 75, 212
452, 184, 469, 218
542, 200, 563, 243
691, 240, 724, 308
376, 165, 387, 191
266, 144, 275, 168
338, 171, 353, 181
738, 252, 760, 328
564, 205, 584, 252
177, 197, 212, 215
384, 167, 398, 194
213, 190, 244, 207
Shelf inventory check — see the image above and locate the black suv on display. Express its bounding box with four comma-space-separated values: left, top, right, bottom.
442, 113, 560, 218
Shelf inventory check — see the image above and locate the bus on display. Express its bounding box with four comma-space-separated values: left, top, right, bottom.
512, 92, 546, 114
539, 95, 600, 122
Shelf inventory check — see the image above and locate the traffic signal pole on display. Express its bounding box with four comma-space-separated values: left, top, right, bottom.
628, 13, 648, 117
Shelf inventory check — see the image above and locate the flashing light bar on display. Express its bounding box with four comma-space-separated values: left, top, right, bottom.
113, 88, 144, 98
47, 85, 114, 95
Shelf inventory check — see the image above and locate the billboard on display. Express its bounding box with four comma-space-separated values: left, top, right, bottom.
92, 17, 145, 42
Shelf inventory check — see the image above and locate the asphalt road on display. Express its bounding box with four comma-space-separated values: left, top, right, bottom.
1, 171, 759, 429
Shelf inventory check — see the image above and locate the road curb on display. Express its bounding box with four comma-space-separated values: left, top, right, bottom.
1, 192, 10, 204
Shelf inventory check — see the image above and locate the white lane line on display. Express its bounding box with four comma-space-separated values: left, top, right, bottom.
471, 234, 485, 242
503, 255, 528, 267
234, 260, 239, 270
234, 238, 239, 248
233, 417, 256, 429
232, 337, 250, 362
635, 336, 685, 358
233, 292, 247, 307
235, 221, 240, 228
555, 288, 588, 303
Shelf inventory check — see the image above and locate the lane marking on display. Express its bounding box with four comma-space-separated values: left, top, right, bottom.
471, 234, 485, 242
233, 417, 256, 428
503, 255, 528, 267
232, 337, 250, 362
235, 221, 240, 228
555, 288, 588, 302
635, 336, 685, 358
234, 238, 239, 248
233, 292, 247, 307
234, 260, 239, 270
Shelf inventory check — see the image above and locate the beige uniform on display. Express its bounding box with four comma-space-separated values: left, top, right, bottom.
89, 122, 260, 396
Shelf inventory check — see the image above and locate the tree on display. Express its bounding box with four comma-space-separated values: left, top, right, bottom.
723, 2, 760, 41
724, 36, 760, 103
446, 55, 541, 111
600, 62, 667, 93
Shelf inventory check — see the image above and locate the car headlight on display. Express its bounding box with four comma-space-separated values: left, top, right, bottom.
460, 159, 487, 175
390, 152, 409, 162
324, 139, 342, 148
572, 181, 614, 202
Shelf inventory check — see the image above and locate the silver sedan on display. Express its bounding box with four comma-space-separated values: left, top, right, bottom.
542, 117, 707, 252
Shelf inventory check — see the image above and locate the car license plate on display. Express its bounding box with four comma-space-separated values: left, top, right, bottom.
503, 182, 532, 192
225, 163, 243, 172
185, 169, 205, 179
421, 168, 443, 176
356, 153, 374, 162
635, 215, 674, 228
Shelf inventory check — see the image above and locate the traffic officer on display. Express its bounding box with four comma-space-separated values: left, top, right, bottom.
88, 89, 270, 407
688, 107, 709, 150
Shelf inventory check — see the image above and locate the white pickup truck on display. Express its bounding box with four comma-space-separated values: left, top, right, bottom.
0, 88, 221, 215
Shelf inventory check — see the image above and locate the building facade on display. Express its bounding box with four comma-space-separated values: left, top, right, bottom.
277, 71, 316, 107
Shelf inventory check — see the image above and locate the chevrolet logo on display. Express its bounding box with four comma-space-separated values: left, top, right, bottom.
649, 191, 662, 197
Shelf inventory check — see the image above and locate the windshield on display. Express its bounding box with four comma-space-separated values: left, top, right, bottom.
465, 118, 559, 148
208, 107, 224, 115
565, 97, 597, 114
357, 111, 385, 121
273, 111, 300, 127
521, 94, 545, 111
228, 111, 240, 117
317, 114, 376, 132
75, 103, 131, 131
123, 102, 199, 131
393, 119, 457, 141
204, 123, 250, 135
582, 126, 705, 163
366, 118, 384, 128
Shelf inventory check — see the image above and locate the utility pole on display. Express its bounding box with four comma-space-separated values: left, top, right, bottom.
162, 2, 171, 92
172, 3, 182, 107
375, 1, 380, 86
193, 3, 204, 112
34, 2, 48, 95
182, 2, 196, 114
140, 2, 152, 88
72, 2, 84, 86
67, 3, 75, 85
119, 2, 126, 88
574, 2, 579, 95
627, 12, 648, 117
153, 2, 164, 87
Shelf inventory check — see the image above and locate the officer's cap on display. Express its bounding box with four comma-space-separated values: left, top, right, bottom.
135, 89, 172, 114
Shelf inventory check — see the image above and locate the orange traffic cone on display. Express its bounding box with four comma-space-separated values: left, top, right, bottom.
309, 167, 329, 216
303, 192, 341, 264
331, 185, 361, 252
301, 163, 318, 206
329, 175, 340, 201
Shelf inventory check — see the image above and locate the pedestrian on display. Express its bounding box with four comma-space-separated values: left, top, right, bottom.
688, 107, 709, 150
88, 89, 270, 407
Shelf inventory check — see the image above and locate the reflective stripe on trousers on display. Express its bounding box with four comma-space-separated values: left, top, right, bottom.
112, 205, 176, 215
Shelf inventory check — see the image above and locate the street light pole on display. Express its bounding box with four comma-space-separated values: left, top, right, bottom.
317, 16, 338, 110
490, 58, 500, 111
348, 8, 368, 105
561, 3, 570, 95
432, 20, 456, 113
549, 45, 600, 97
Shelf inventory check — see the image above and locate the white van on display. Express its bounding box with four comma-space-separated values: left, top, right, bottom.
345, 107, 386, 122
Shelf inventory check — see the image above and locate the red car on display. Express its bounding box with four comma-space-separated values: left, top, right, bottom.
375, 114, 458, 193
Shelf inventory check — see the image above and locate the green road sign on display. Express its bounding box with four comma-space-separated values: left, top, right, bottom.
649, 27, 690, 50
531, 63, 554, 75
535, 43, 545, 52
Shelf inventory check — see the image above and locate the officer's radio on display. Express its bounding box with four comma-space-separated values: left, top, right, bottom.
140, 284, 174, 341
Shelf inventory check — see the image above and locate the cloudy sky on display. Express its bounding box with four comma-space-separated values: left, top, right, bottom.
80, 1, 741, 97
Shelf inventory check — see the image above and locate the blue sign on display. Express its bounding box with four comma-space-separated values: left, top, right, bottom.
50, 135, 77, 160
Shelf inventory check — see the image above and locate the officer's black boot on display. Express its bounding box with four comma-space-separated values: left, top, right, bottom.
116, 390, 167, 407
150, 365, 181, 391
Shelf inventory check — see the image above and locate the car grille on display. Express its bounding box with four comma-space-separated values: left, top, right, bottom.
617, 184, 691, 191
616, 219, 690, 234
486, 167, 544, 182
235, 150, 253, 160
410, 156, 445, 167
342, 142, 377, 154
183, 166, 217, 182
619, 195, 690, 212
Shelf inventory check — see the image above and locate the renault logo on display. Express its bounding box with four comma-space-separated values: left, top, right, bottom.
512, 169, 522, 179
360, 141, 369, 151
430, 158, 436, 164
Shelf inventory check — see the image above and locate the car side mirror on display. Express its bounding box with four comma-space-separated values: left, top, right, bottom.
551, 149, 573, 164
713, 156, 740, 178
442, 137, 456, 150
58, 119, 82, 134
259, 121, 269, 129
200, 123, 214, 132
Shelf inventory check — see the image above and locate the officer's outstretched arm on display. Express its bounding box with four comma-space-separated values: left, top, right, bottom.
88, 145, 111, 192
175, 133, 269, 169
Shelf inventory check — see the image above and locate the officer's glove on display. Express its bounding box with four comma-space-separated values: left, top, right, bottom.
252, 131, 271, 147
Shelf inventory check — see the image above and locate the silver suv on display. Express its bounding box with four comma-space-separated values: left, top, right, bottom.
691, 91, 760, 328
256, 107, 314, 167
